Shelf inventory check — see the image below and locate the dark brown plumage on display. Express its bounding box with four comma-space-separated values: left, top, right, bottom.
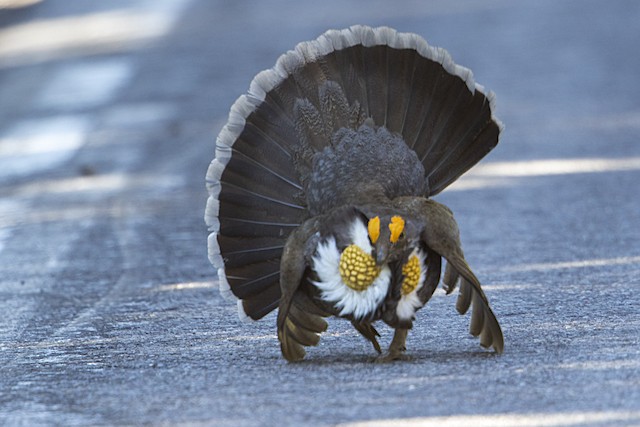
206, 25, 504, 361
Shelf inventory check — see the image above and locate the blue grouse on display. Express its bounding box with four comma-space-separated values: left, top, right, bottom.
206, 25, 504, 362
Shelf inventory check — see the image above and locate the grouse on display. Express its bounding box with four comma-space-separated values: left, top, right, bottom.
206, 25, 504, 362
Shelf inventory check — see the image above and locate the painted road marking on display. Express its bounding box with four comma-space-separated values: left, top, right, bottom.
0, 116, 90, 179
36, 59, 133, 110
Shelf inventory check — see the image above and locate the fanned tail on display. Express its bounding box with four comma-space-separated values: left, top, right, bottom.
206, 25, 502, 321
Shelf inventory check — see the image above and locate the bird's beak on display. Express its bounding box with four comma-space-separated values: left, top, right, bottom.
374, 245, 388, 266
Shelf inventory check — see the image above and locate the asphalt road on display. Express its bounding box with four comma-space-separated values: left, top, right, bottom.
1, 1, 639, 426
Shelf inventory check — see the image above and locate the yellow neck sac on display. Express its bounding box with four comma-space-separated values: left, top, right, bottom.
339, 244, 381, 291
401, 255, 421, 295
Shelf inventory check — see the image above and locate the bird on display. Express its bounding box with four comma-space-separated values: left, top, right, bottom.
205, 25, 505, 362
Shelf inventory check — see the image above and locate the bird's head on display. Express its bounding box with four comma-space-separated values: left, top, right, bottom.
332, 212, 417, 289
312, 207, 426, 319
365, 214, 416, 266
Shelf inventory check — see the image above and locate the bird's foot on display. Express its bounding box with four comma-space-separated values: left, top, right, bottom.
372, 327, 410, 363
373, 341, 409, 363
373, 350, 411, 363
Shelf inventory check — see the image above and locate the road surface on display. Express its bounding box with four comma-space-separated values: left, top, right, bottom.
0, 0, 639, 425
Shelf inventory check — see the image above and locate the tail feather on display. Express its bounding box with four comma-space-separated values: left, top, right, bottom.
206, 25, 502, 321
240, 285, 280, 321
385, 43, 417, 132
294, 98, 328, 153
216, 235, 284, 268
429, 113, 501, 195
425, 94, 500, 195
410, 59, 450, 154
231, 150, 295, 188
332, 44, 369, 112
417, 77, 472, 165
224, 260, 279, 295
218, 181, 305, 213
217, 218, 300, 239
318, 80, 354, 136
364, 45, 389, 125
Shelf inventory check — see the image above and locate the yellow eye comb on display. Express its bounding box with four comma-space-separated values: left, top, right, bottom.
389, 216, 405, 243
367, 216, 380, 244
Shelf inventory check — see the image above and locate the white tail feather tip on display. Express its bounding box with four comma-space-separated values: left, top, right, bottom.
204, 197, 220, 230
237, 299, 254, 323
207, 233, 224, 268
217, 268, 237, 302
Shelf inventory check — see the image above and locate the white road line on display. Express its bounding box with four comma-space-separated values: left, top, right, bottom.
0, 116, 90, 179
101, 102, 177, 128
472, 157, 640, 177
339, 411, 640, 427
0, 1, 194, 178
499, 255, 640, 273
36, 59, 134, 110
450, 157, 640, 190
0, 0, 194, 67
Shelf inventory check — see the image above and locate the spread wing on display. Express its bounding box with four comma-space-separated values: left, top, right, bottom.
396, 197, 504, 353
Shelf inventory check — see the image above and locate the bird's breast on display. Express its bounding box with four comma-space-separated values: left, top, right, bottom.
311, 237, 391, 320
395, 248, 428, 321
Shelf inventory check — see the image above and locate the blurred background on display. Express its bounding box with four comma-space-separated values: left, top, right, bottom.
0, 1, 638, 426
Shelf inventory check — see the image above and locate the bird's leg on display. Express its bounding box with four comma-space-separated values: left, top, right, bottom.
374, 328, 410, 363
351, 321, 382, 354
388, 328, 409, 357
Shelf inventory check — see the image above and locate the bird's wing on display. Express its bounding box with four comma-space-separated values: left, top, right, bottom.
276, 217, 330, 361
396, 197, 504, 353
